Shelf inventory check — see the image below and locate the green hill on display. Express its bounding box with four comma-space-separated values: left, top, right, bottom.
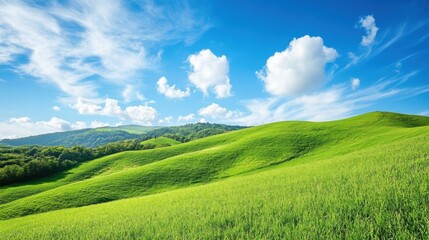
0, 123, 245, 147
140, 137, 181, 148
0, 112, 428, 239
0, 126, 150, 147
96, 125, 157, 134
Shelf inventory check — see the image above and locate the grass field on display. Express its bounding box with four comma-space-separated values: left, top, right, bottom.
140, 136, 181, 148
0, 112, 428, 239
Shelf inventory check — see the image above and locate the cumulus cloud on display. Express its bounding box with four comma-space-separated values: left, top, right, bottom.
198, 103, 240, 119
157, 77, 190, 99
124, 105, 157, 125
122, 85, 144, 103
360, 15, 378, 47
52, 106, 61, 111
0, 116, 115, 139
257, 35, 338, 97
188, 49, 232, 98
0, 117, 84, 139
178, 114, 195, 122
72, 97, 157, 125
158, 116, 173, 125
351, 78, 360, 90
0, 0, 208, 98
71, 121, 87, 130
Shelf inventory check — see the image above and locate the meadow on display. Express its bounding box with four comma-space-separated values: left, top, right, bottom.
0, 112, 428, 239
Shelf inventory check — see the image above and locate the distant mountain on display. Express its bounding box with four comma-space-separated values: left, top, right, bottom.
138, 123, 246, 142
0, 123, 246, 148
0, 125, 157, 148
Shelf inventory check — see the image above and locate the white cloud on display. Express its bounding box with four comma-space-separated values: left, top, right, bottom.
0, 116, 119, 139
198, 103, 240, 120
0, 117, 89, 139
103, 98, 123, 116
157, 76, 190, 99
52, 106, 61, 111
124, 105, 157, 125
73, 97, 103, 115
9, 117, 31, 124
0, 1, 208, 98
43, 117, 72, 131
234, 72, 427, 125
188, 49, 232, 98
122, 85, 144, 103
360, 15, 378, 47
347, 52, 360, 65
72, 97, 157, 125
158, 116, 173, 125
90, 121, 109, 128
351, 78, 360, 90
257, 35, 338, 97
72, 121, 87, 129
0, 44, 24, 64
178, 114, 195, 122
199, 118, 207, 123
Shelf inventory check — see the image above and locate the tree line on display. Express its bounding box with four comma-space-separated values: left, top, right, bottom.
0, 139, 156, 185
0, 123, 246, 185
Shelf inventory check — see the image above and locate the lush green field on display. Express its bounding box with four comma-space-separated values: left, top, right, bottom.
0, 112, 428, 239
140, 136, 181, 148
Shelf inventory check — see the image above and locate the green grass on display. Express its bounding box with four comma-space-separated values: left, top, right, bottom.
0, 112, 428, 239
140, 136, 181, 147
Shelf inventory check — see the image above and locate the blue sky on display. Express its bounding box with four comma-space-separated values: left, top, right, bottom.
0, 0, 428, 138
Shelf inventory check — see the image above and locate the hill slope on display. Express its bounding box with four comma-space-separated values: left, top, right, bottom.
0, 126, 150, 147
0, 112, 428, 238
0, 123, 245, 147
140, 136, 181, 148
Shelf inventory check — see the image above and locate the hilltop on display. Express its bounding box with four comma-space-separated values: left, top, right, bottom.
0, 123, 245, 147
0, 112, 428, 239
0, 126, 151, 147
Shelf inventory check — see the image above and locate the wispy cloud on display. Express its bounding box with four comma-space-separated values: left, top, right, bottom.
0, 0, 208, 98
233, 71, 428, 125
340, 18, 427, 74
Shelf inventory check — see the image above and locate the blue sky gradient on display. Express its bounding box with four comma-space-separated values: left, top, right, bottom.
0, 0, 428, 138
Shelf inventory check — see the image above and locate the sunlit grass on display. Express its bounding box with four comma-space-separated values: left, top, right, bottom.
0, 112, 428, 238
0, 133, 428, 239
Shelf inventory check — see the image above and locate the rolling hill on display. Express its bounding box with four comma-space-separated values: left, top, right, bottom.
140, 136, 181, 148
0, 123, 245, 147
0, 112, 428, 239
0, 126, 153, 147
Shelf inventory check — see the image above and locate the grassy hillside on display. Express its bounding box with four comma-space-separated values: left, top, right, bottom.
140, 136, 181, 148
0, 112, 428, 238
